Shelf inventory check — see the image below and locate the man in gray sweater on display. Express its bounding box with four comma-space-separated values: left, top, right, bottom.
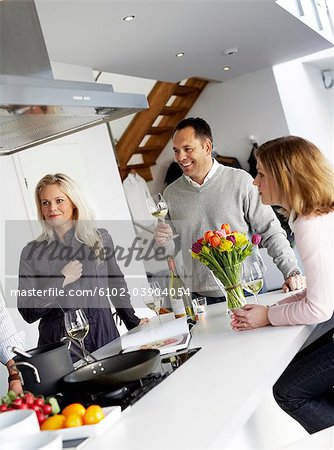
155, 117, 305, 303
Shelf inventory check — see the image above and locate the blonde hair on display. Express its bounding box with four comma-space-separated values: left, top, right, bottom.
256, 136, 334, 217
35, 173, 104, 260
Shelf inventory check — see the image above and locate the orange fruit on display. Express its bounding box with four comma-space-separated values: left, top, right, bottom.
62, 403, 86, 417
63, 413, 83, 428
41, 414, 66, 430
83, 405, 105, 425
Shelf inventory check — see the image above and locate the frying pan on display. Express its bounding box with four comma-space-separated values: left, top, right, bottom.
61, 349, 160, 392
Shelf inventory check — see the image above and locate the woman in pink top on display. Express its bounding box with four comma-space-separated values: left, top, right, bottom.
231, 135, 334, 433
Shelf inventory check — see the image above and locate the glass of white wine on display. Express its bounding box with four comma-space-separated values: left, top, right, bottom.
241, 257, 265, 304
146, 193, 169, 221
144, 282, 164, 323
146, 193, 178, 240
64, 309, 90, 359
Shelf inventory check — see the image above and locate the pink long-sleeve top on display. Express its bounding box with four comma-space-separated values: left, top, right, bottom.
268, 211, 334, 326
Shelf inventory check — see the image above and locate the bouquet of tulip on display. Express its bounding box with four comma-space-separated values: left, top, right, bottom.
191, 224, 262, 310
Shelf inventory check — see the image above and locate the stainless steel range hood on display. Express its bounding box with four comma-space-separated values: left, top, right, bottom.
0, 0, 148, 156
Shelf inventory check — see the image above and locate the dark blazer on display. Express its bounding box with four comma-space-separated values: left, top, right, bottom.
18, 228, 140, 353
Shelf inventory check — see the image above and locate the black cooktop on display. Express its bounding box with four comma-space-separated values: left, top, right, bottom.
62, 347, 200, 449
60, 347, 200, 412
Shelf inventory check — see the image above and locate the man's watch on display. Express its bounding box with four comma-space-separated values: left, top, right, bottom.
287, 270, 301, 278
8, 373, 21, 383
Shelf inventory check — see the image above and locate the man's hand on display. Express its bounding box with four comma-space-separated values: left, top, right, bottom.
230, 304, 270, 331
282, 275, 306, 293
154, 223, 173, 246
6, 359, 23, 395
8, 379, 23, 395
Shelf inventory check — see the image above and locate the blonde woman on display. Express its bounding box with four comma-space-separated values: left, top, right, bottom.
231, 136, 334, 433
18, 174, 147, 354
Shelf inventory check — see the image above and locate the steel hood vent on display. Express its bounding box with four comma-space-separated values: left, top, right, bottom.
0, 0, 148, 156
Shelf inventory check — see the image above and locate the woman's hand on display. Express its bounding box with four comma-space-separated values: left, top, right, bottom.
61, 260, 83, 287
230, 304, 270, 331
139, 318, 149, 325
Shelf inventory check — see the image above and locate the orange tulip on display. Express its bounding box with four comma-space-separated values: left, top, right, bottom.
204, 230, 214, 241
209, 234, 221, 248
221, 223, 231, 235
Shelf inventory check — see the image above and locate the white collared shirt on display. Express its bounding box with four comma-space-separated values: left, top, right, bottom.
0, 292, 25, 364
288, 209, 297, 233
184, 158, 220, 187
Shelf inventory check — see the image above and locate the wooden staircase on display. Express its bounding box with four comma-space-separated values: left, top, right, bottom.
116, 77, 208, 181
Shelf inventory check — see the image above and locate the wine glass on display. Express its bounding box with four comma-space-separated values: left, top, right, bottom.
146, 193, 178, 239
64, 309, 90, 359
241, 256, 265, 304
146, 193, 169, 221
144, 282, 164, 323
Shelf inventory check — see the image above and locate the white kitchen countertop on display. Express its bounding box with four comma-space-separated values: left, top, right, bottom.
82, 290, 314, 450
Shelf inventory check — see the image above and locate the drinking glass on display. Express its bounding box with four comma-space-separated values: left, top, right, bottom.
146, 193, 168, 221
144, 282, 164, 323
241, 256, 265, 304
146, 193, 178, 240
64, 309, 90, 359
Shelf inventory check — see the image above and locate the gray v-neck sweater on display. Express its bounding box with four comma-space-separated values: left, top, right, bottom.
164, 164, 299, 296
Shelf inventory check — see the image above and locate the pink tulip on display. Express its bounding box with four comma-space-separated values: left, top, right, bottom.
252, 234, 262, 245
215, 230, 226, 238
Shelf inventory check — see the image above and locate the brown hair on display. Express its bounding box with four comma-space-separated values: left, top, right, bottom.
256, 136, 334, 216
173, 117, 213, 144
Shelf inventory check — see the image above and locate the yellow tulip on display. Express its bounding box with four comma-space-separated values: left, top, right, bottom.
219, 239, 233, 251
234, 232, 248, 247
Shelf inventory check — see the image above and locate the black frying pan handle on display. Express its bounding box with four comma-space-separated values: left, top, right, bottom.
61, 336, 98, 363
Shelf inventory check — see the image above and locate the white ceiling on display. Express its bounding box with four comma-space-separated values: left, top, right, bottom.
35, 0, 334, 83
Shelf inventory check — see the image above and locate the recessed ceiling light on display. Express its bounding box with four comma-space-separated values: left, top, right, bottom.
123, 15, 135, 22
176, 52, 185, 58
223, 66, 230, 71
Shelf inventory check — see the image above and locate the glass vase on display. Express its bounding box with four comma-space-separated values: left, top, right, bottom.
211, 263, 247, 314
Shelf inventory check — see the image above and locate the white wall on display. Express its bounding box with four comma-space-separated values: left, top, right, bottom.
273, 57, 334, 162
183, 66, 290, 168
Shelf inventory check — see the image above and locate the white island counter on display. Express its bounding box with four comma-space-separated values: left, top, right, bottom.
83, 290, 313, 450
